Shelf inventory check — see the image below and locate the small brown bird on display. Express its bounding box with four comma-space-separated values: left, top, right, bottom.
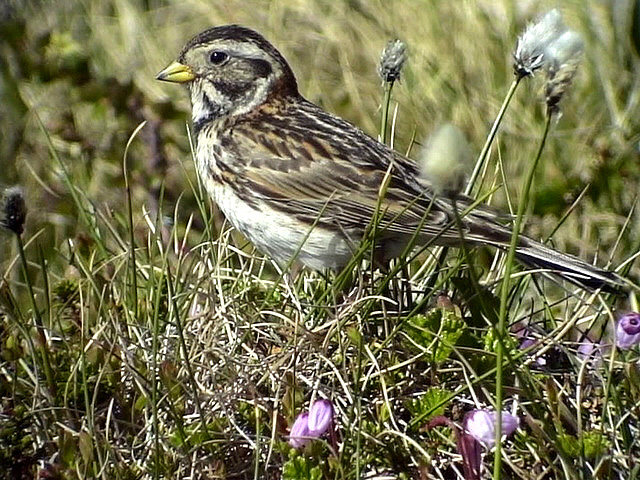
157, 25, 623, 292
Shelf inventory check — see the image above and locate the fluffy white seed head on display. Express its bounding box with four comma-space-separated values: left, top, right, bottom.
544, 30, 584, 114
378, 39, 407, 83
418, 124, 472, 195
514, 9, 566, 78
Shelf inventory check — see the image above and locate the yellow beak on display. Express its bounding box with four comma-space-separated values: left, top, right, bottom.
156, 61, 196, 83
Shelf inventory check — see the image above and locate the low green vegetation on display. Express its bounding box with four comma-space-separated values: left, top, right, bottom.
1, 1, 639, 478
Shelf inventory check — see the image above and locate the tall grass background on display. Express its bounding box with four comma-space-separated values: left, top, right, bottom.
1, 0, 640, 478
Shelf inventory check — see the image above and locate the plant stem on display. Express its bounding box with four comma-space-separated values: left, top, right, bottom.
123, 121, 147, 320
380, 81, 394, 144
465, 77, 522, 196
15, 235, 56, 398
494, 113, 552, 478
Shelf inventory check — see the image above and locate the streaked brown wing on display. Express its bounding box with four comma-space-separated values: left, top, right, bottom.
228, 100, 463, 241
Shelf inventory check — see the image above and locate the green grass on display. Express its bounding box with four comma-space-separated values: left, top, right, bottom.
1, 0, 640, 478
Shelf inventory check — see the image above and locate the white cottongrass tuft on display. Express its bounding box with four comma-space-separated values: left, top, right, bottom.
544, 30, 584, 114
378, 39, 407, 83
418, 123, 472, 195
513, 9, 566, 78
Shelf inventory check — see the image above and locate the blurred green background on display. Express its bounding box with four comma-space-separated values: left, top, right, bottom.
2, 0, 639, 274
1, 2, 640, 478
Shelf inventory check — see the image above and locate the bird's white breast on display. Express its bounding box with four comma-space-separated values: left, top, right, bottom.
195, 140, 354, 270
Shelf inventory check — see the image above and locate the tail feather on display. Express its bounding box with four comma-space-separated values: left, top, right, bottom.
447, 197, 625, 293
514, 239, 624, 293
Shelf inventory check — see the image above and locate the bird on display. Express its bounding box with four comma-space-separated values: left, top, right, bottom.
156, 24, 624, 293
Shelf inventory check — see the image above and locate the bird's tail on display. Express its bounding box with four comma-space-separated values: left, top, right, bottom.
512, 237, 624, 293
441, 195, 625, 293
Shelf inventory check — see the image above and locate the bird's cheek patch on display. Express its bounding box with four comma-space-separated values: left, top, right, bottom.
212, 79, 252, 99
249, 58, 273, 78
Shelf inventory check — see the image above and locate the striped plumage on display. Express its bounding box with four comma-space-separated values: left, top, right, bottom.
157, 25, 624, 292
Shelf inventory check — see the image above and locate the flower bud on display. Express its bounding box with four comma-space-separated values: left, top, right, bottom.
464, 409, 519, 448
288, 412, 311, 448
544, 30, 584, 114
308, 399, 333, 436
0, 186, 27, 235
418, 124, 472, 195
378, 39, 407, 83
616, 312, 640, 350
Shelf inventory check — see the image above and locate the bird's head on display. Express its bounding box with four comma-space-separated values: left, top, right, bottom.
157, 25, 299, 122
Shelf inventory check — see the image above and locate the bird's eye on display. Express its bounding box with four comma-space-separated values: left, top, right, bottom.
209, 51, 229, 65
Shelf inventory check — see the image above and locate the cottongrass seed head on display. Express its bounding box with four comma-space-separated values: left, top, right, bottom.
544, 30, 584, 115
513, 9, 566, 78
418, 123, 472, 195
378, 39, 407, 83
1, 186, 27, 235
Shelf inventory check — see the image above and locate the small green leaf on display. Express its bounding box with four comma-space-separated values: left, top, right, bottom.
407, 309, 465, 363
346, 326, 363, 347
59, 431, 75, 467
282, 450, 323, 480
557, 432, 580, 457
379, 401, 391, 422
406, 387, 451, 421
134, 394, 147, 411
581, 430, 609, 459
79, 431, 93, 464
483, 327, 517, 355
3, 334, 23, 361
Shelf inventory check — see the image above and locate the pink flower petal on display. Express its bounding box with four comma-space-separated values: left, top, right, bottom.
464, 410, 519, 448
617, 313, 640, 349
308, 399, 333, 436
288, 412, 311, 448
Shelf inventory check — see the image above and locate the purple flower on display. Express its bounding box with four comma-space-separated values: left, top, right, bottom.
519, 336, 546, 367
288, 399, 335, 448
288, 412, 311, 448
308, 399, 333, 435
577, 340, 596, 359
577, 338, 604, 360
519, 337, 536, 350
426, 415, 481, 479
616, 313, 640, 350
464, 410, 519, 448
458, 428, 482, 479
